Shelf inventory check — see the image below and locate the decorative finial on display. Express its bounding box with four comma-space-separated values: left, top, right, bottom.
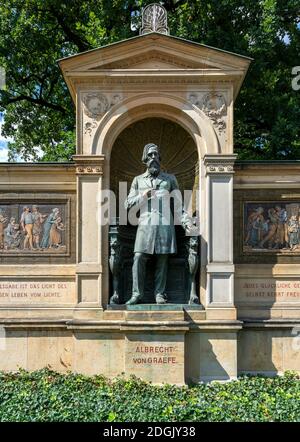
140, 3, 169, 35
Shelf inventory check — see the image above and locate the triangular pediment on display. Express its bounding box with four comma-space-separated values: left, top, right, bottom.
88, 49, 219, 70
59, 33, 251, 73
58, 32, 252, 102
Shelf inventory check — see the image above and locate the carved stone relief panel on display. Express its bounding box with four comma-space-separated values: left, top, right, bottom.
243, 201, 300, 254
187, 92, 227, 135
234, 189, 300, 264
0, 201, 69, 256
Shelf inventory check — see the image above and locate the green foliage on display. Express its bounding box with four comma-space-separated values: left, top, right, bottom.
0, 369, 299, 421
0, 0, 299, 160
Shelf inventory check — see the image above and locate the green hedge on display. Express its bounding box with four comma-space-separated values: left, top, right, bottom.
0, 369, 299, 422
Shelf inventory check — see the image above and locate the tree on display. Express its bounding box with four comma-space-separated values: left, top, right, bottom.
0, 0, 299, 161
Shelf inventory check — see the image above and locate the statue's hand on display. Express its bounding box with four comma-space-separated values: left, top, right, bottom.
142, 189, 153, 199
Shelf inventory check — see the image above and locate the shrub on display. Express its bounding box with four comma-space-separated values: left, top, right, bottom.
0, 369, 299, 422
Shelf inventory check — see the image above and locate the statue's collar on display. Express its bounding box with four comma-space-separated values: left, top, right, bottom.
143, 170, 164, 179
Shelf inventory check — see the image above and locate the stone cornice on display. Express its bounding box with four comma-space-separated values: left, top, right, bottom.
204, 154, 237, 175
69, 70, 243, 84
0, 163, 76, 187
0, 163, 75, 171
73, 154, 105, 175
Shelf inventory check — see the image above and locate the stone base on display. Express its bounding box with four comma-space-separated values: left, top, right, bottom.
237, 319, 300, 375
0, 318, 298, 383
107, 304, 204, 311
186, 330, 239, 382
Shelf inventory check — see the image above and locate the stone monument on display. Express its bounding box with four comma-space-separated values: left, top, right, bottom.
0, 4, 298, 384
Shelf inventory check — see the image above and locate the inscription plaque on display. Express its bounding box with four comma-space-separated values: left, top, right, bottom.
125, 333, 185, 384
236, 278, 300, 304
0, 280, 76, 304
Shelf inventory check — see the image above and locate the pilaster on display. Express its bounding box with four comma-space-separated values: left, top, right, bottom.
204, 154, 237, 318
73, 155, 105, 312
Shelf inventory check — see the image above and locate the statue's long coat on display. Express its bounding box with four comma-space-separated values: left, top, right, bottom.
125, 171, 186, 254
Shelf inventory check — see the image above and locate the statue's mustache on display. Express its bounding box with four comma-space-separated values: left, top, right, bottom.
148, 159, 160, 167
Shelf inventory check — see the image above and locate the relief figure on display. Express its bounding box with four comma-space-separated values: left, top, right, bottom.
20, 206, 34, 250
40, 208, 60, 249
4, 217, 21, 249
287, 215, 299, 250
49, 216, 65, 248
0, 210, 8, 249
32, 205, 47, 249
244, 207, 266, 247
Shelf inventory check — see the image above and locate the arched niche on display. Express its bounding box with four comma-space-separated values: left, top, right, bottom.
109, 116, 199, 304
110, 117, 199, 214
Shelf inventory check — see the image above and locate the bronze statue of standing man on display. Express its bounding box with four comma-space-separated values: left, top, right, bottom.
125, 143, 192, 305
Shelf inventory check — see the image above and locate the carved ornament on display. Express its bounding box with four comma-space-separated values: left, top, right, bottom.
140, 4, 169, 35
188, 92, 227, 134
83, 93, 109, 120
75, 165, 103, 175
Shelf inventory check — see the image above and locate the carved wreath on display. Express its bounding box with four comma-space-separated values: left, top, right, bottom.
83, 93, 109, 120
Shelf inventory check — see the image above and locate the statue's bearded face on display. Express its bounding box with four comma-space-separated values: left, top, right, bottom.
146, 147, 160, 176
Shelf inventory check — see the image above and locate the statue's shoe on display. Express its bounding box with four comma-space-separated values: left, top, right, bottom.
156, 293, 167, 304
125, 295, 142, 305
189, 294, 199, 305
